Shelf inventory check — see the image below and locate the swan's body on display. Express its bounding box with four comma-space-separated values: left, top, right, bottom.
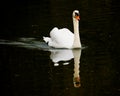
43, 27, 74, 48
43, 10, 81, 49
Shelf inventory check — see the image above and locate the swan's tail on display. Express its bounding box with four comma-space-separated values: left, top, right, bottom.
43, 37, 50, 43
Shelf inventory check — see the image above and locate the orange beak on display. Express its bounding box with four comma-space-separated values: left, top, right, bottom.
75, 16, 80, 20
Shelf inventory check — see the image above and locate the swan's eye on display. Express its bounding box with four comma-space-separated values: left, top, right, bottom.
75, 12, 79, 16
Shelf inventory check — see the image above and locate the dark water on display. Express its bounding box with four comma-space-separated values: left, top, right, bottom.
0, 39, 119, 96
1, 0, 120, 96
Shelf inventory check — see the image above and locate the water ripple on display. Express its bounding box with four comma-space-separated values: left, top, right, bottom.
0, 37, 50, 50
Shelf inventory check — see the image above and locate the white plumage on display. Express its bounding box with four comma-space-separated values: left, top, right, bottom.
43, 27, 74, 48
43, 10, 81, 49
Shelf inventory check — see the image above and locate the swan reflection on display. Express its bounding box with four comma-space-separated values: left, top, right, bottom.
50, 49, 74, 66
49, 49, 82, 88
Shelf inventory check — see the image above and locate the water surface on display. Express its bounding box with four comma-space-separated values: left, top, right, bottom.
0, 37, 119, 96
1, 0, 120, 96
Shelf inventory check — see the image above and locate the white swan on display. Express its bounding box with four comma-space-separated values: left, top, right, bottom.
43, 10, 81, 49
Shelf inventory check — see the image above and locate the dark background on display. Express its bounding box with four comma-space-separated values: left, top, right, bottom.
2, 0, 120, 38
2, 0, 120, 59
1, 0, 120, 96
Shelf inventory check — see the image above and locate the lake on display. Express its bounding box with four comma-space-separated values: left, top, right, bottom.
1, 0, 120, 96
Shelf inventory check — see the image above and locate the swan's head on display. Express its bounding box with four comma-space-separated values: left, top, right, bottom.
72, 10, 80, 20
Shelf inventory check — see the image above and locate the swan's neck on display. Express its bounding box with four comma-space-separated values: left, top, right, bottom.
72, 18, 81, 48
